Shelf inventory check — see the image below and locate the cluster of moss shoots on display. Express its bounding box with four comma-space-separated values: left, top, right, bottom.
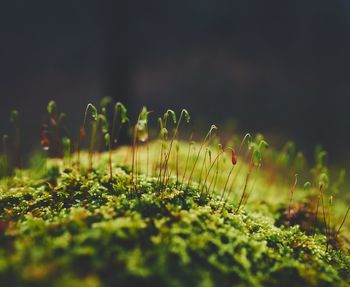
0, 98, 349, 286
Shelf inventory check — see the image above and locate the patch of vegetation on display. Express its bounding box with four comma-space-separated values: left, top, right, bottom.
0, 100, 349, 286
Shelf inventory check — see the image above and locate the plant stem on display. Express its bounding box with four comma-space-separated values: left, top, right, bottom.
320, 186, 329, 250
221, 166, 235, 201
236, 161, 253, 213
187, 125, 217, 186
78, 103, 97, 170
176, 145, 179, 185
181, 137, 193, 187
162, 110, 189, 184
288, 174, 298, 222
201, 147, 232, 195
336, 205, 350, 237
197, 150, 208, 188
131, 126, 137, 187
89, 121, 98, 171
108, 139, 112, 181
208, 156, 220, 197
146, 144, 149, 178
157, 142, 164, 184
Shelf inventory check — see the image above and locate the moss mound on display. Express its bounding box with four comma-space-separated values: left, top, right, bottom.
0, 160, 349, 287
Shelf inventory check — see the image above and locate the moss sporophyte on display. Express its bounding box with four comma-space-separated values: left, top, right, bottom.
0, 100, 349, 286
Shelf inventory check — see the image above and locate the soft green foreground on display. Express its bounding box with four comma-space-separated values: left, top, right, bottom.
0, 142, 349, 287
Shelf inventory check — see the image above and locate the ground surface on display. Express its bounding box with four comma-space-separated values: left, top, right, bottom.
0, 141, 349, 287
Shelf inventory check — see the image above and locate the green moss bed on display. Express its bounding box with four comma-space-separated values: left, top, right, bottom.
0, 155, 349, 287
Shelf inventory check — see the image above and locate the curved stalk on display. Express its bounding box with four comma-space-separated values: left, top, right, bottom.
162, 109, 190, 183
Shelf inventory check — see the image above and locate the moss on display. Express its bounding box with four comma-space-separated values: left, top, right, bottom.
0, 157, 348, 287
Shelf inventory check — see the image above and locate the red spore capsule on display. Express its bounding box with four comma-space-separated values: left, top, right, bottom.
231, 149, 237, 165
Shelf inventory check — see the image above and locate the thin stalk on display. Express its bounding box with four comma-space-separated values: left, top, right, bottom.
208, 155, 220, 197
221, 146, 238, 200
209, 161, 219, 197
314, 194, 321, 234
146, 144, 149, 178
131, 126, 137, 187
221, 166, 235, 201
313, 184, 328, 238
201, 147, 232, 195
89, 120, 98, 171
328, 196, 333, 241
137, 143, 141, 184
109, 142, 113, 179
336, 205, 350, 238
181, 136, 193, 187
320, 187, 329, 249
162, 109, 189, 184
187, 125, 217, 186
62, 137, 71, 167
197, 149, 209, 188
105, 134, 112, 181
242, 166, 260, 208
111, 102, 128, 149
77, 103, 97, 170
157, 117, 168, 184
131, 106, 149, 188
288, 174, 298, 221
157, 142, 164, 183
158, 141, 163, 183
236, 160, 253, 213
224, 136, 252, 196
176, 143, 179, 185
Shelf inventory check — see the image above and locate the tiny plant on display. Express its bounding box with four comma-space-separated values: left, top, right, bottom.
180, 135, 194, 187
77, 103, 98, 169
175, 141, 180, 184
201, 146, 235, 196
236, 138, 269, 212
62, 136, 71, 166
288, 174, 298, 222
131, 106, 150, 186
314, 173, 329, 236
156, 110, 178, 184
88, 109, 102, 171
157, 116, 168, 183
45, 100, 66, 158
111, 102, 129, 148
208, 143, 223, 196
105, 133, 112, 178
162, 109, 190, 183
226, 133, 253, 194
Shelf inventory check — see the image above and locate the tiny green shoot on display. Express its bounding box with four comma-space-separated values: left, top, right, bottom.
77, 103, 98, 169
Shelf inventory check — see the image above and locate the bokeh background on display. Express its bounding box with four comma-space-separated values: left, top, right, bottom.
1, 1, 350, 165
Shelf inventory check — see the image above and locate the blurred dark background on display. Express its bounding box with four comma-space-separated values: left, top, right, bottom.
1, 0, 350, 164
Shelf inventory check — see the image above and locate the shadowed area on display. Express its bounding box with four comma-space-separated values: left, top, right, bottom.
1, 1, 350, 165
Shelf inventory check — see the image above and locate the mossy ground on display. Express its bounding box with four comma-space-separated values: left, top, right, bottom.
0, 141, 349, 287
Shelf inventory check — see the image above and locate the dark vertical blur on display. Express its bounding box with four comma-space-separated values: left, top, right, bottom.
1, 1, 350, 164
